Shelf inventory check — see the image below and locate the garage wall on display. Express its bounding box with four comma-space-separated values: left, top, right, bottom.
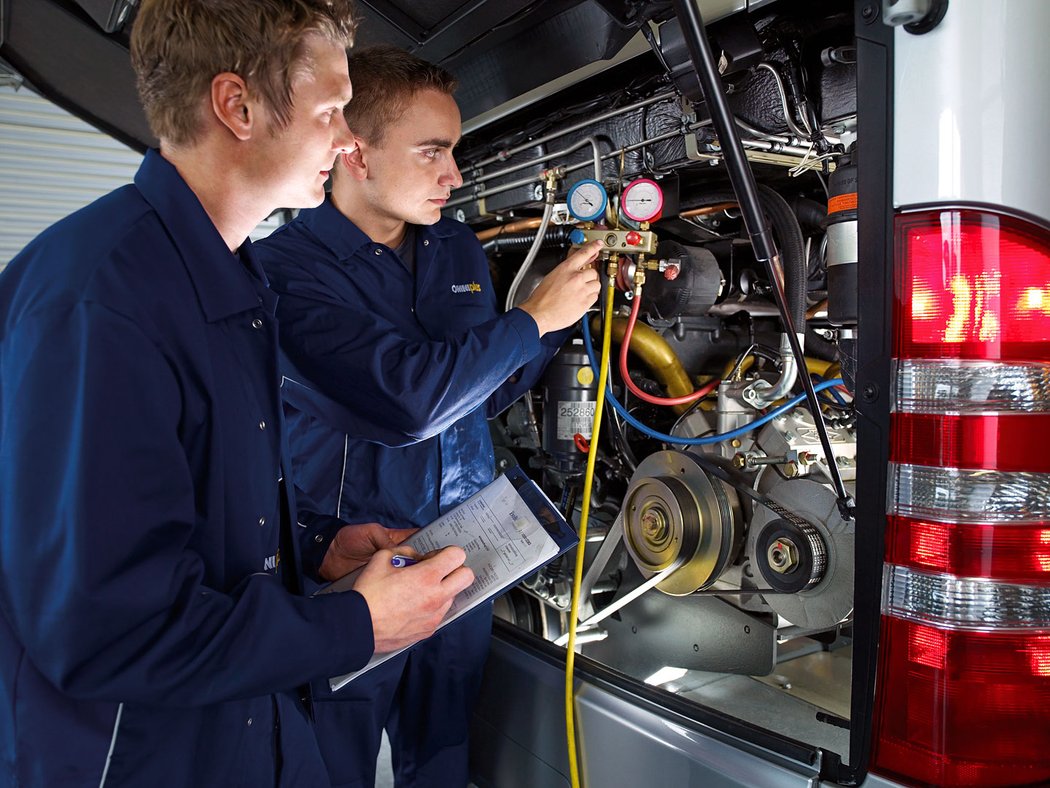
0, 81, 284, 270
0, 82, 141, 267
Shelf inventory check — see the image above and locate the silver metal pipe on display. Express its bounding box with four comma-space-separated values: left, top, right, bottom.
446, 127, 817, 209
756, 62, 811, 140
740, 138, 817, 157
742, 332, 800, 408
466, 91, 677, 172
504, 193, 555, 311
736, 115, 844, 149
458, 135, 603, 195
447, 171, 541, 208
448, 129, 684, 208
735, 117, 806, 148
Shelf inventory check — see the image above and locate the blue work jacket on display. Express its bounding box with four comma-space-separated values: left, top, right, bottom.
255, 201, 567, 535
0, 152, 374, 787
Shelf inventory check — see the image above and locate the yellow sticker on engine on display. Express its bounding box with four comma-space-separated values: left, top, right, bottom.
577, 367, 595, 386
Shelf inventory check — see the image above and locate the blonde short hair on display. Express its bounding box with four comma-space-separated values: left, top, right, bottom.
131, 0, 358, 146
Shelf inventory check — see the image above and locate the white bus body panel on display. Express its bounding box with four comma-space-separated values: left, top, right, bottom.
893, 0, 1050, 220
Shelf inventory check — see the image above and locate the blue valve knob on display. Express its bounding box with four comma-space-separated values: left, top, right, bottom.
569, 228, 587, 245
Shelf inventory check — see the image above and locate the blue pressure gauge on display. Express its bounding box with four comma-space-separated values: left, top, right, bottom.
566, 179, 608, 222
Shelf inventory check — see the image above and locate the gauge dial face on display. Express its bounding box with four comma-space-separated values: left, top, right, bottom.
620, 178, 664, 222
566, 179, 608, 222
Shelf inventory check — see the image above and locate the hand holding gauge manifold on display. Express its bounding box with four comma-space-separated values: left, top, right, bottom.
518, 240, 603, 336
518, 177, 665, 335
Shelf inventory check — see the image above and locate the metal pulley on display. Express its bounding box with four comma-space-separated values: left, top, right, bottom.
746, 475, 855, 630
622, 450, 740, 596
753, 518, 827, 593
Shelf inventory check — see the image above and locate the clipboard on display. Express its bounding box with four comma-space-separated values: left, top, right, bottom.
320, 465, 577, 691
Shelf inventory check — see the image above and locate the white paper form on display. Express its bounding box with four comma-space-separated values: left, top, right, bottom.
324, 472, 564, 691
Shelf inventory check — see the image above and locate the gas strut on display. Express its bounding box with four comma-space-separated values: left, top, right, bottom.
671, 0, 854, 519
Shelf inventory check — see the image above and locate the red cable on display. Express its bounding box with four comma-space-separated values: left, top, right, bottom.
618, 286, 719, 406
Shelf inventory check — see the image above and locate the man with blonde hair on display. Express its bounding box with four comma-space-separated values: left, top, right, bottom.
0, 3, 471, 785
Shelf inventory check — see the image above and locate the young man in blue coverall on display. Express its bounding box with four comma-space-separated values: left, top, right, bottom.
254, 45, 603, 787
0, 4, 474, 786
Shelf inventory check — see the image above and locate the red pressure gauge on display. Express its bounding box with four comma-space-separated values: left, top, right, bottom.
620, 178, 664, 223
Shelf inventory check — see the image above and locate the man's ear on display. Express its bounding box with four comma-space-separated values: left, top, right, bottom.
339, 145, 369, 181
210, 72, 254, 141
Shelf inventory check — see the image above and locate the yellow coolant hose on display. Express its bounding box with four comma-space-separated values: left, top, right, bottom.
565, 270, 616, 788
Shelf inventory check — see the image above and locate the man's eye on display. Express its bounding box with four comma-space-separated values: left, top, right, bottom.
422, 149, 439, 160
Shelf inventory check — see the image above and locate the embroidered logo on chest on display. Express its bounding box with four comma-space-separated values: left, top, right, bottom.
450, 282, 482, 294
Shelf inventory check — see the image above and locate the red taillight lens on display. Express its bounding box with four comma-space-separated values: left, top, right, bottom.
874, 618, 1050, 786
877, 208, 1050, 787
896, 211, 1050, 361
887, 515, 1050, 583
891, 412, 1050, 472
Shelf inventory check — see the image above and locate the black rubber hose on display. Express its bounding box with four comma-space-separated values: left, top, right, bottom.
758, 185, 806, 332
791, 197, 827, 232
805, 328, 838, 362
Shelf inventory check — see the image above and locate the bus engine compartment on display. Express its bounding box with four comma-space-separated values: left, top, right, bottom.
446, 0, 863, 770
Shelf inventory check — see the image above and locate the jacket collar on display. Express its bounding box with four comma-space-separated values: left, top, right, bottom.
134, 149, 266, 322
296, 197, 458, 261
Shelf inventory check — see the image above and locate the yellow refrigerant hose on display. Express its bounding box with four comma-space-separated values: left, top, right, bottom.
565, 267, 616, 788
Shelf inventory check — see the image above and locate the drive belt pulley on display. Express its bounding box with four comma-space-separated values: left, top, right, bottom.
622, 450, 740, 595
753, 518, 827, 592
686, 451, 828, 592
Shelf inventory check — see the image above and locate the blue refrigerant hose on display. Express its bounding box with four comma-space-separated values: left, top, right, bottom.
580, 315, 845, 446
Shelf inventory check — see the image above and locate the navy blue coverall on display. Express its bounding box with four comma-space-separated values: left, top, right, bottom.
0, 152, 376, 787
254, 199, 567, 787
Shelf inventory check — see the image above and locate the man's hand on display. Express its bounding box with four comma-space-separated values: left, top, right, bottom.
518, 240, 603, 336
319, 523, 416, 582
353, 546, 475, 653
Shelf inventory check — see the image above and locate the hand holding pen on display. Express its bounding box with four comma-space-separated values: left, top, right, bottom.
354, 546, 474, 653
390, 548, 447, 567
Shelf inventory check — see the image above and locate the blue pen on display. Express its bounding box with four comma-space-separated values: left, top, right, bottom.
390, 554, 419, 568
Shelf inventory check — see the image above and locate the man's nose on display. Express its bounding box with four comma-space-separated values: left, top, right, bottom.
442, 158, 463, 189
333, 113, 356, 154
